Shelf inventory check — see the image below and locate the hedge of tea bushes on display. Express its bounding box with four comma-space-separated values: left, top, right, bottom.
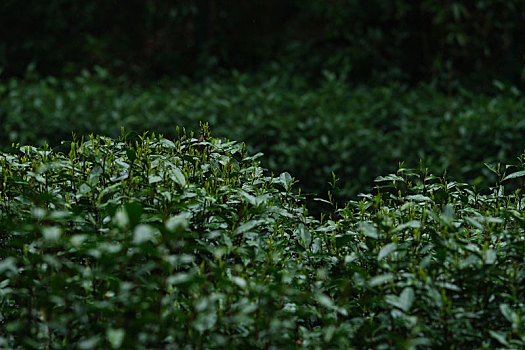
1, 70, 525, 205
1, 131, 525, 348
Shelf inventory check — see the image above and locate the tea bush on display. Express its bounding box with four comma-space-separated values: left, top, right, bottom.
1, 70, 525, 205
1, 130, 525, 348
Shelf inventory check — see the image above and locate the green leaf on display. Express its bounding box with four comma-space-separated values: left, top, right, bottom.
368, 273, 394, 287
70, 234, 88, 247
374, 174, 404, 182
106, 328, 125, 349
236, 219, 265, 234
465, 217, 484, 230
88, 165, 103, 184
437, 282, 461, 291
489, 330, 509, 346
280, 172, 293, 191
133, 224, 156, 245
166, 212, 190, 234
169, 166, 186, 187
317, 294, 334, 309
385, 287, 414, 312
167, 272, 194, 286
42, 226, 62, 241
193, 310, 217, 333
114, 208, 129, 228
484, 162, 498, 175
440, 204, 454, 225
393, 220, 421, 233
78, 336, 101, 350
499, 304, 518, 324
399, 287, 415, 312
493, 80, 505, 91
378, 243, 397, 261
79, 183, 91, 195
406, 194, 431, 202
230, 276, 247, 289
313, 197, 332, 205
148, 174, 163, 184
483, 249, 497, 264
235, 189, 257, 205
359, 221, 379, 239
0, 257, 18, 275
297, 224, 312, 248
160, 138, 176, 148
502, 170, 525, 182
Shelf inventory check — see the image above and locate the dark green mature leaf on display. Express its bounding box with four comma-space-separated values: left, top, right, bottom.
124, 202, 143, 227
125, 148, 137, 163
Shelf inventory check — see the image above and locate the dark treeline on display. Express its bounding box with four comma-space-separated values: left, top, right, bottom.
1, 0, 525, 87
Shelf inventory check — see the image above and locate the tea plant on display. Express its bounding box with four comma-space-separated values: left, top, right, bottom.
315, 162, 525, 348
0, 128, 315, 348
1, 129, 524, 349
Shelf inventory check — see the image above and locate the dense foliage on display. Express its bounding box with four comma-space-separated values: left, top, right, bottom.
1, 0, 524, 86
2, 70, 525, 207
1, 131, 525, 348
2, 2, 524, 347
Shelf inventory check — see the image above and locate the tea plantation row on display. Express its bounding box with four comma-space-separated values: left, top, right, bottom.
1, 131, 524, 348
2, 69, 525, 206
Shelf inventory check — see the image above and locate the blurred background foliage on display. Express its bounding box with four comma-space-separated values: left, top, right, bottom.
1, 0, 525, 88
2, 71, 524, 210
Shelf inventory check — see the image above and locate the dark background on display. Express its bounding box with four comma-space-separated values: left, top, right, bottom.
2, 0, 525, 88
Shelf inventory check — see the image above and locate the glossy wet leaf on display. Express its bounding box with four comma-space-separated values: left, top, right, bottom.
280, 172, 292, 191
502, 170, 525, 182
